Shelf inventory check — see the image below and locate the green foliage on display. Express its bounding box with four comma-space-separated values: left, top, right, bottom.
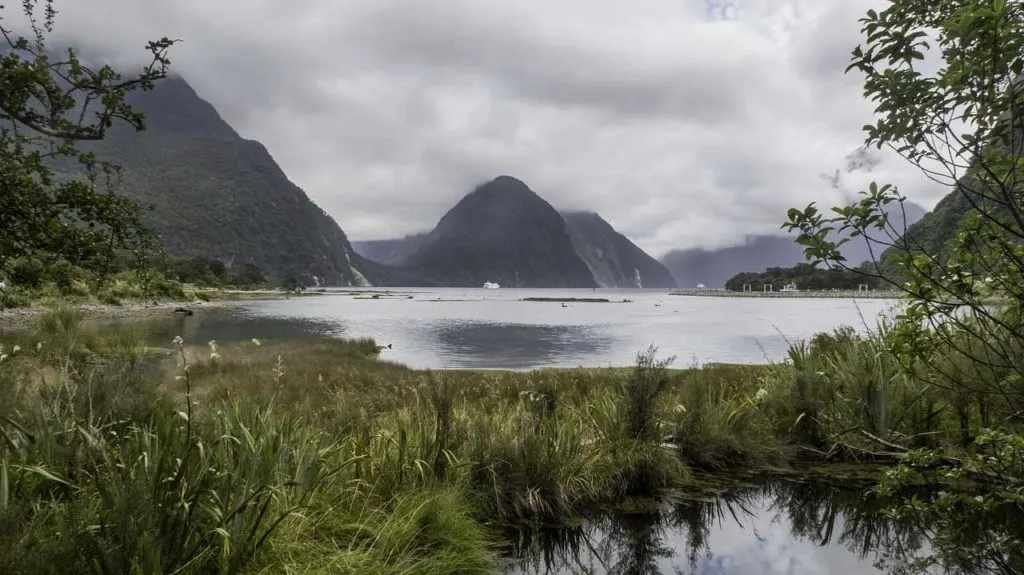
783, 2, 1024, 572
164, 255, 268, 288
0, 1, 176, 294
878, 430, 1024, 574
228, 262, 267, 287
617, 346, 674, 442
6, 310, 1024, 572
725, 262, 885, 292
0, 261, 185, 309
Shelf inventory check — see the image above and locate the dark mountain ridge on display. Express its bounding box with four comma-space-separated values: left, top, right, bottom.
351, 182, 674, 288
401, 176, 597, 288
71, 75, 372, 286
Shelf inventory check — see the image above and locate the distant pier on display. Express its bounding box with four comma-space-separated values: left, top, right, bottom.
668, 288, 902, 300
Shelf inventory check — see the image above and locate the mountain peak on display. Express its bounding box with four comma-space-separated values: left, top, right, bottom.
350, 180, 675, 288
405, 177, 596, 287
469, 175, 536, 199
488, 174, 529, 186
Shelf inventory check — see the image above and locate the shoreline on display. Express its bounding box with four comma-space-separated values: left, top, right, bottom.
0, 299, 235, 334
669, 289, 902, 299
0, 288, 321, 334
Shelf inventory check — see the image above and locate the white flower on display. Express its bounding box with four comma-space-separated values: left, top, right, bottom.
172, 336, 184, 346
12, 345, 20, 354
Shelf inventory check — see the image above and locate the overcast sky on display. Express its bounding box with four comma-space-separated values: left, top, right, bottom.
33, 0, 945, 256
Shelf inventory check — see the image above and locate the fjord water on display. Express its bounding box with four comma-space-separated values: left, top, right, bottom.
147, 287, 897, 369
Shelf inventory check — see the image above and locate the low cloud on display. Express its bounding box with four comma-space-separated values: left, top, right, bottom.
22, 0, 945, 256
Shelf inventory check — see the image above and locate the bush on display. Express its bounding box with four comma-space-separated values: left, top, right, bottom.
0, 285, 33, 309
7, 257, 45, 288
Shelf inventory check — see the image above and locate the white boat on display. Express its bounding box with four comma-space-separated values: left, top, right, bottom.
482, 282, 500, 289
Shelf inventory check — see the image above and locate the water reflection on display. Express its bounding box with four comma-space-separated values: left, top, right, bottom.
503, 478, 932, 575
430, 322, 615, 369
87, 312, 618, 370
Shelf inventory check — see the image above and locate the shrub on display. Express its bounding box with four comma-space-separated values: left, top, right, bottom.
7, 257, 45, 288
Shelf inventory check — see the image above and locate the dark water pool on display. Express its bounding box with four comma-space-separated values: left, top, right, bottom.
501, 477, 933, 575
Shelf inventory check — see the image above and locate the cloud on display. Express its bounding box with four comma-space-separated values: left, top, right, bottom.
16, 0, 946, 256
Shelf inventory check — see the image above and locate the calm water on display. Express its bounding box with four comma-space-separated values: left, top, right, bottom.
503, 478, 931, 575
124, 288, 899, 369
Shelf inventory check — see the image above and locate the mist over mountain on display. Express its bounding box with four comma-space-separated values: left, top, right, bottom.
661, 201, 928, 287
52, 72, 935, 292
351, 233, 429, 267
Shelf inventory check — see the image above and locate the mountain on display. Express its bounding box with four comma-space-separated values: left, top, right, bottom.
661, 236, 806, 289
877, 101, 1024, 276
71, 75, 371, 286
352, 207, 674, 289
880, 178, 1005, 273
661, 201, 927, 288
889, 192, 970, 261
561, 212, 676, 288
401, 176, 597, 288
351, 233, 429, 267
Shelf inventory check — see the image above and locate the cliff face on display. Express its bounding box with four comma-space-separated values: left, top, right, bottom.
75, 76, 368, 286
403, 176, 597, 288
561, 212, 676, 288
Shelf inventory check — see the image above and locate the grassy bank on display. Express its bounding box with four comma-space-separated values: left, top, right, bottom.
0, 262, 323, 312
0, 282, 325, 335
0, 311, 1017, 573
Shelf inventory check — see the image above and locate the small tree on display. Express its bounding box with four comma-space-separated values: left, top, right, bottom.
784, 1, 1024, 572
0, 0, 175, 290
785, 0, 1024, 421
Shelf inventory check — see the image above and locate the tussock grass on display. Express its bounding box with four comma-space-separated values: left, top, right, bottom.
1, 308, 1013, 572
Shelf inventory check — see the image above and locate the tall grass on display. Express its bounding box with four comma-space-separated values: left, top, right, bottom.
1, 308, 1015, 572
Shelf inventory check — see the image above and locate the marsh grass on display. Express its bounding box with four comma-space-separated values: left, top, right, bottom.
1, 309, 1016, 572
